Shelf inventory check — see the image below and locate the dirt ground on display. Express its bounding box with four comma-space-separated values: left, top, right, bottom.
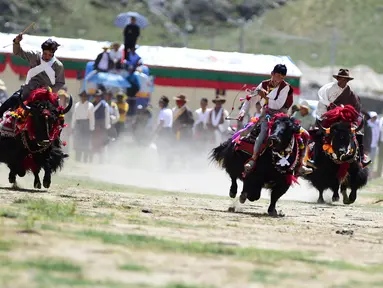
0, 163, 383, 288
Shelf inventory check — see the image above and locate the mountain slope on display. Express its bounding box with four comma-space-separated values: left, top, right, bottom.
0, 0, 382, 72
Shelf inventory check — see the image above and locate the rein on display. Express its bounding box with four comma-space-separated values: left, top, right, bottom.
21, 131, 51, 154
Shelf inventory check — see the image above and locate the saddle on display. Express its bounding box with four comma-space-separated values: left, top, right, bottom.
233, 122, 262, 155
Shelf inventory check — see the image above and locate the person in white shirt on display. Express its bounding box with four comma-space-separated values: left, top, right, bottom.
368, 111, 380, 166
193, 98, 211, 142
238, 64, 312, 175
71, 90, 95, 163
308, 69, 369, 168
94, 46, 112, 72
207, 96, 229, 146
154, 95, 173, 166
109, 42, 123, 69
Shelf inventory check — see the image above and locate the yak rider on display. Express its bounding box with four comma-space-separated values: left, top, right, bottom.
307, 68, 370, 168
238, 64, 313, 176
0, 33, 65, 118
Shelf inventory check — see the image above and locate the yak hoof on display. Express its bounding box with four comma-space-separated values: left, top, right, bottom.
228, 206, 235, 213
34, 181, 42, 189
43, 180, 51, 189
332, 195, 340, 202
229, 189, 237, 198
268, 209, 285, 218
239, 192, 247, 204
317, 197, 325, 204
9, 175, 16, 184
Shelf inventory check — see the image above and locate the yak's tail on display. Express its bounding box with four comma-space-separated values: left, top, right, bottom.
209, 138, 233, 169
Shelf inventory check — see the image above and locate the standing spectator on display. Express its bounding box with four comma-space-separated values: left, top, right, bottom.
123, 17, 140, 60
125, 47, 141, 68
94, 46, 113, 72
193, 98, 211, 143
109, 42, 123, 70
254, 102, 262, 118
154, 96, 173, 168
292, 100, 316, 131
71, 91, 95, 163
368, 111, 380, 171
126, 65, 141, 116
132, 104, 152, 144
237, 102, 250, 131
207, 96, 229, 145
115, 91, 129, 137
91, 90, 111, 163
0, 79, 8, 106
172, 94, 194, 142
105, 90, 120, 140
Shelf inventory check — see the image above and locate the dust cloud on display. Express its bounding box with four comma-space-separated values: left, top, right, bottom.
60, 136, 323, 203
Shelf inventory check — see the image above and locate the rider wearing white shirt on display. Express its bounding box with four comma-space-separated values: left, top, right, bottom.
238, 64, 312, 175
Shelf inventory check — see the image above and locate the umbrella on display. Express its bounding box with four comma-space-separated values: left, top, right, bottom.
87, 72, 132, 88
114, 12, 149, 29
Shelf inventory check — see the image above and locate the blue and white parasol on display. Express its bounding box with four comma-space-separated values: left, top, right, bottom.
114, 12, 149, 29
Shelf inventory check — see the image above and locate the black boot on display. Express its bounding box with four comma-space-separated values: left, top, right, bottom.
0, 89, 22, 118
356, 134, 371, 167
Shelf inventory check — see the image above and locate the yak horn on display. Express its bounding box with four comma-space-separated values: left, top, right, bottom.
62, 95, 73, 114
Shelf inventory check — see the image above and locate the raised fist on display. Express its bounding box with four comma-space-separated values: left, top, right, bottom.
13, 34, 23, 44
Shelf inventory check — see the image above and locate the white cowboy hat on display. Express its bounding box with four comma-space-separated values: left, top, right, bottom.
369, 111, 378, 118
299, 100, 311, 112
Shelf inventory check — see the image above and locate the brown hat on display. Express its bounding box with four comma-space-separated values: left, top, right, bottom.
333, 69, 354, 80
212, 95, 226, 104
174, 94, 188, 102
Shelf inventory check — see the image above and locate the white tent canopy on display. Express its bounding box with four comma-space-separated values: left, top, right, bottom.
0, 32, 302, 77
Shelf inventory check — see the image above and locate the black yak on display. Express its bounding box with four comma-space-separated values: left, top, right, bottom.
303, 105, 369, 204
0, 88, 72, 188
210, 114, 308, 216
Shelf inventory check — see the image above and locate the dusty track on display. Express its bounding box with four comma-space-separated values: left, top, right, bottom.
0, 163, 383, 288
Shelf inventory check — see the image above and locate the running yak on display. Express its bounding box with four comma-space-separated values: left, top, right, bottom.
210, 113, 309, 217
303, 105, 369, 204
0, 88, 72, 188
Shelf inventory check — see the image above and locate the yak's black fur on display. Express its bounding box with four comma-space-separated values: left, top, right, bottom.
210, 116, 301, 216
303, 127, 369, 204
0, 99, 70, 189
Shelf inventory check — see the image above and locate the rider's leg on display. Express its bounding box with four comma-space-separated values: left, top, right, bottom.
244, 120, 268, 172
356, 134, 371, 167
296, 128, 313, 175
0, 89, 23, 117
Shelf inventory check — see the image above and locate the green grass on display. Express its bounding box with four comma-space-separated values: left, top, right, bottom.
74, 229, 383, 274
119, 263, 149, 272
26, 199, 76, 220
76, 229, 311, 262
165, 284, 213, 288
252, 269, 296, 284
0, 240, 13, 252
34, 273, 129, 288
0, 257, 82, 273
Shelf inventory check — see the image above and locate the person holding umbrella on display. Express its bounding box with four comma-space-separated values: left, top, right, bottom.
124, 17, 140, 60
